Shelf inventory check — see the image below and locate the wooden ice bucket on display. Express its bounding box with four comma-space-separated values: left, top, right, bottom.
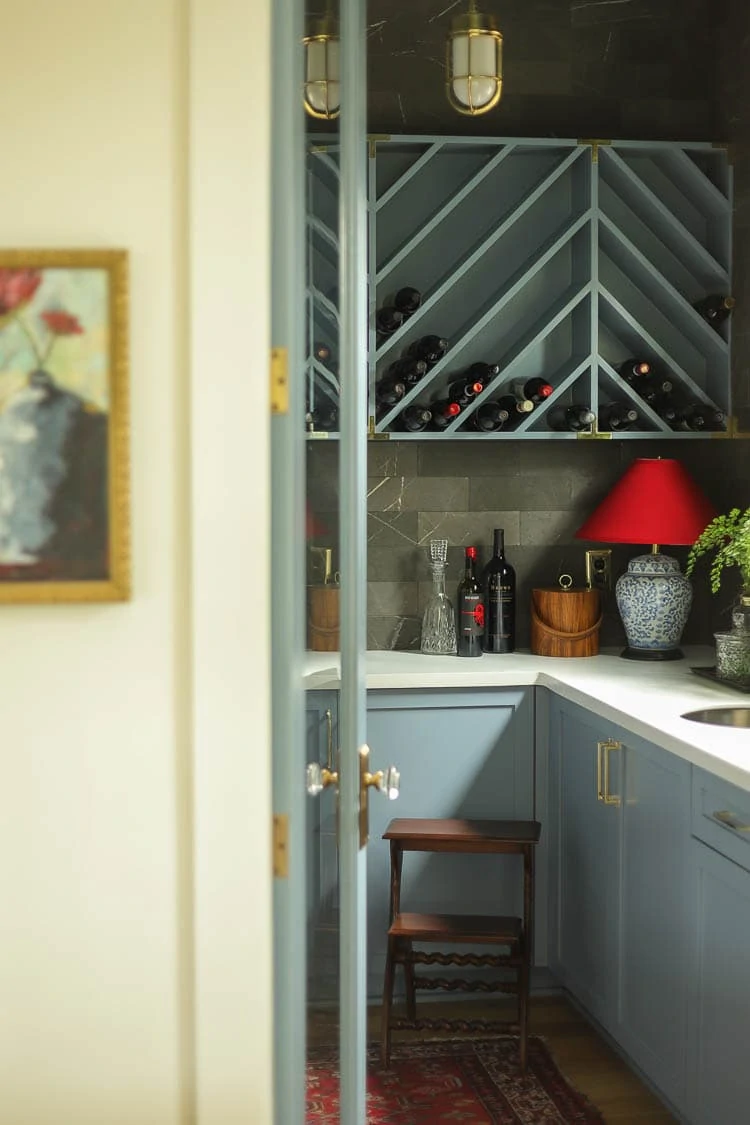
308, 585, 340, 652
530, 584, 602, 658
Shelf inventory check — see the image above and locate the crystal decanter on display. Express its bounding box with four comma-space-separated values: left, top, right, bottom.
421, 538, 457, 655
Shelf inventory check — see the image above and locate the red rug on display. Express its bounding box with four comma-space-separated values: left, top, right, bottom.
306, 1036, 606, 1123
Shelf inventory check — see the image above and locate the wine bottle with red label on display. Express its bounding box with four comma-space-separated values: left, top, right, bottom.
456, 546, 484, 657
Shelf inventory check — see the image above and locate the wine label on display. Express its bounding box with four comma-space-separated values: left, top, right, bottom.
460, 594, 485, 636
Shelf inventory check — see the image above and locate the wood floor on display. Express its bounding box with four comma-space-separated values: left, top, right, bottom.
308, 995, 677, 1123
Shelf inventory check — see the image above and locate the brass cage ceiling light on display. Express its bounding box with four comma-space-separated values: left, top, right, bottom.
303, 6, 340, 121
446, 0, 503, 116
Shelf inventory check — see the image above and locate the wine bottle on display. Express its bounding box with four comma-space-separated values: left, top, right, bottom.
472, 401, 510, 432
430, 400, 461, 430
387, 357, 427, 386
308, 402, 339, 432
673, 402, 727, 432
456, 547, 484, 658
446, 377, 484, 406
394, 287, 421, 317
495, 394, 534, 426
482, 528, 515, 654
375, 379, 406, 408
598, 402, 640, 431
548, 404, 595, 432
636, 375, 673, 405
407, 335, 449, 367
617, 359, 652, 384
311, 341, 332, 364
511, 377, 553, 404
376, 306, 404, 338
465, 361, 500, 384
396, 404, 432, 433
694, 294, 735, 327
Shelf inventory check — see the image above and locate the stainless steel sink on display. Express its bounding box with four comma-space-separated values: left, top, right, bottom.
682, 707, 750, 728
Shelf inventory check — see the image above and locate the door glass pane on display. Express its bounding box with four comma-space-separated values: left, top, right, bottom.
304, 0, 342, 1108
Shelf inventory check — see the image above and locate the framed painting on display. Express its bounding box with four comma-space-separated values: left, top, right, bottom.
0, 249, 130, 602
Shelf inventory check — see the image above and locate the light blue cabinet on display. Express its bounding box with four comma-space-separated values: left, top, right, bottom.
548, 701, 620, 1030
365, 687, 534, 998
306, 690, 339, 1003
548, 696, 691, 1117
687, 770, 750, 1125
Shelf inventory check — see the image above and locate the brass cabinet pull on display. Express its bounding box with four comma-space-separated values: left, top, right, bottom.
325, 708, 334, 771
713, 809, 750, 833
597, 740, 622, 806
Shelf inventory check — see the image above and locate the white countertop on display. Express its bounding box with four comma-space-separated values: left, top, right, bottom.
303, 647, 750, 793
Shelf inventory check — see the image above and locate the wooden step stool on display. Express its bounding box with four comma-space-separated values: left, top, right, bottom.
380, 817, 541, 1070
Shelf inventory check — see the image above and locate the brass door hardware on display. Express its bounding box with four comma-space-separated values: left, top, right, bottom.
713, 809, 750, 833
273, 813, 289, 878
597, 740, 621, 806
359, 744, 400, 847
270, 347, 289, 415
306, 762, 339, 795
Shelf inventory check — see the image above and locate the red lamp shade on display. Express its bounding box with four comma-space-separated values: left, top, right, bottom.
575, 458, 716, 546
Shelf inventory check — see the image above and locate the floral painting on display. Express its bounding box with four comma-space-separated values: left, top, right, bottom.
0, 250, 129, 601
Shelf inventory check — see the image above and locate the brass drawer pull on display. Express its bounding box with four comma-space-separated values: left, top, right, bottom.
597, 740, 621, 806
713, 809, 750, 833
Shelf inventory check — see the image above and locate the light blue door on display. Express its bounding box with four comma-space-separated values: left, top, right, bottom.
270, 0, 386, 1121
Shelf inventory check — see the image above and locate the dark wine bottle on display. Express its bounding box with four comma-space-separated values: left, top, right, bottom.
375, 306, 404, 338
307, 402, 338, 432
375, 379, 406, 408
673, 402, 727, 432
407, 335, 449, 367
482, 529, 515, 654
430, 400, 461, 430
598, 402, 640, 431
636, 375, 673, 405
616, 359, 652, 384
446, 377, 484, 406
693, 294, 735, 327
311, 341, 332, 364
472, 401, 510, 432
394, 287, 421, 317
387, 357, 428, 386
456, 547, 484, 658
495, 394, 534, 417
511, 377, 554, 404
396, 404, 432, 433
465, 361, 500, 384
548, 404, 595, 432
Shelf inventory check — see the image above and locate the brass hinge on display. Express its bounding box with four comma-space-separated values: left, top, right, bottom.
577, 138, 612, 163
368, 415, 391, 440
273, 814, 289, 878
270, 347, 289, 415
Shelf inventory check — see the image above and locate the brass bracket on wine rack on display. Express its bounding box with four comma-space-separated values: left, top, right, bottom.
270, 347, 289, 415
577, 419, 612, 440
368, 416, 390, 440
577, 138, 612, 163
368, 133, 391, 158
711, 416, 750, 440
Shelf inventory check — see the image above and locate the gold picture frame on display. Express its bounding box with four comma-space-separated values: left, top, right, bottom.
0, 249, 130, 602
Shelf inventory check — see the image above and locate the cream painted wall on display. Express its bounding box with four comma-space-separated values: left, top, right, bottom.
0, 2, 272, 1123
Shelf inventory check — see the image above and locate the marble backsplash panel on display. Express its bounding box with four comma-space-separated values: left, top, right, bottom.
307, 439, 750, 652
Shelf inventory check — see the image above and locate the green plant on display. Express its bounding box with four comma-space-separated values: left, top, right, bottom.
686, 507, 750, 594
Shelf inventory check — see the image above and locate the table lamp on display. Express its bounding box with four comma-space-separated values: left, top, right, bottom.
575, 458, 716, 660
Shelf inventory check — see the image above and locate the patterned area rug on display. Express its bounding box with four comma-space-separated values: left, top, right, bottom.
306, 1036, 606, 1123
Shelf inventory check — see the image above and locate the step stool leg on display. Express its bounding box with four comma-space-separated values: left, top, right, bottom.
403, 940, 416, 1022
519, 954, 530, 1073
381, 937, 395, 1068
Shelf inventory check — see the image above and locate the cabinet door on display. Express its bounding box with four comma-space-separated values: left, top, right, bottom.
618, 731, 691, 1115
306, 691, 339, 1002
688, 840, 750, 1125
365, 687, 533, 998
548, 699, 620, 1032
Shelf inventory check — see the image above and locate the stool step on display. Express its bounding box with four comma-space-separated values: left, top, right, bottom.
389, 912, 522, 944
383, 818, 541, 847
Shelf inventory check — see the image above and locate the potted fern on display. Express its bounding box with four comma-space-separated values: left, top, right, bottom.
686, 506, 750, 682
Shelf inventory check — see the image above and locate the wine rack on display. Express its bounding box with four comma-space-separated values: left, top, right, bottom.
306, 136, 733, 440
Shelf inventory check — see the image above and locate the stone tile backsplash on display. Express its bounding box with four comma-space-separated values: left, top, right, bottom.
307, 440, 750, 652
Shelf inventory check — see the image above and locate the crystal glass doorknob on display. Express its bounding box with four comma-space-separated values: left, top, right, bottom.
363, 764, 400, 800
306, 762, 338, 796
